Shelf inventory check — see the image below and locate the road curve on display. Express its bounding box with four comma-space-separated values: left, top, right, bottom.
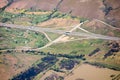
0, 22, 120, 41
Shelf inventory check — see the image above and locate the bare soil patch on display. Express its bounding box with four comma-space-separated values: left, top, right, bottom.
82, 19, 120, 37
65, 64, 120, 80
58, 0, 105, 20
5, 0, 105, 20
5, 0, 59, 11
104, 0, 120, 28
37, 18, 79, 30
0, 53, 42, 80
0, 0, 8, 8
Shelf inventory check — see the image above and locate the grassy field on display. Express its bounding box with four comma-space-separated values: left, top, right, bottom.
85, 48, 120, 71
0, 27, 48, 49
42, 39, 108, 54
45, 32, 61, 40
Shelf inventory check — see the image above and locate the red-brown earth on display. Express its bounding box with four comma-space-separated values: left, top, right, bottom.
0, 0, 8, 8
2, 0, 120, 28
104, 0, 120, 28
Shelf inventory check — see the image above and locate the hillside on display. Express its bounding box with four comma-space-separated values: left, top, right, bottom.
0, 0, 8, 8
1, 0, 120, 28
104, 0, 120, 28
0, 0, 120, 80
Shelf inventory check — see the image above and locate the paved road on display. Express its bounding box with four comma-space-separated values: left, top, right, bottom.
0, 22, 120, 41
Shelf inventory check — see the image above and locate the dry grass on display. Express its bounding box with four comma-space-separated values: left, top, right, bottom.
65, 64, 120, 80
37, 18, 79, 30
0, 53, 43, 80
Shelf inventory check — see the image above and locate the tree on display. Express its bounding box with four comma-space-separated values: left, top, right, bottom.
1, 18, 10, 23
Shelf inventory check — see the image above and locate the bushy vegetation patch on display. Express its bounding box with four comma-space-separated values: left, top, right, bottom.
11, 55, 58, 80
59, 59, 79, 70
0, 27, 48, 49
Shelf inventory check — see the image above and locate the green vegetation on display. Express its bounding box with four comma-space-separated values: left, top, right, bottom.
30, 13, 51, 24
113, 30, 120, 37
50, 11, 65, 18
46, 32, 61, 40
41, 55, 58, 63
50, 11, 87, 21
42, 39, 107, 54
0, 27, 48, 49
0, 11, 51, 25
79, 17, 88, 22
0, 12, 24, 23
59, 59, 79, 70
0, 10, 87, 26
11, 55, 58, 80
0, 9, 120, 80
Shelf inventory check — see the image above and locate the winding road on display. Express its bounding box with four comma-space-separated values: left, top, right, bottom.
0, 20, 120, 51
0, 22, 120, 41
